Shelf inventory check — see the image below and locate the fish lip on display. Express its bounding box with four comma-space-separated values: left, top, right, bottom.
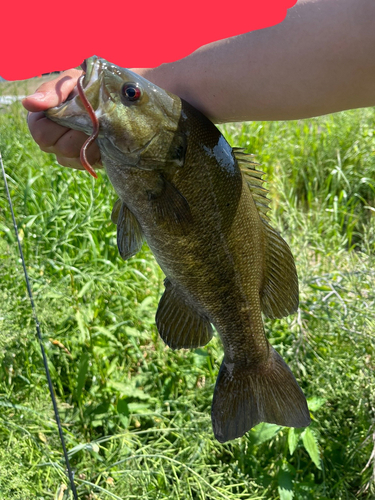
81, 56, 99, 90
45, 56, 104, 133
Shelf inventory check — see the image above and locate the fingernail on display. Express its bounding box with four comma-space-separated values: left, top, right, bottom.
26, 92, 49, 100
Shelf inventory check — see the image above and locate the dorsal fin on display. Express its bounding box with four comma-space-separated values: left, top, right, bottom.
260, 222, 299, 319
233, 149, 271, 222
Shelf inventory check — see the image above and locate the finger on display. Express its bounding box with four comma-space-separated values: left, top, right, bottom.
22, 69, 83, 112
55, 155, 102, 171
27, 111, 72, 150
55, 156, 85, 170
28, 110, 102, 170
51, 129, 101, 162
28, 111, 101, 164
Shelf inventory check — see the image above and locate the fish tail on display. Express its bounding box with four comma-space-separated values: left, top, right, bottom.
211, 346, 310, 443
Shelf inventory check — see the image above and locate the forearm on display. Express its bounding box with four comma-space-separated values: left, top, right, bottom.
135, 0, 375, 122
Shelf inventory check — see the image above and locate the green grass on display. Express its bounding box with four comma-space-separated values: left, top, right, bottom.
1, 101, 375, 499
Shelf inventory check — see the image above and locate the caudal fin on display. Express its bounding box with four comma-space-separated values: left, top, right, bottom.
211, 347, 310, 443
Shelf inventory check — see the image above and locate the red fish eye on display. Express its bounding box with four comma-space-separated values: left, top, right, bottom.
122, 83, 142, 102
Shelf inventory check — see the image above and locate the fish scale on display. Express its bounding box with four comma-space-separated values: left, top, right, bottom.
45, 56, 311, 442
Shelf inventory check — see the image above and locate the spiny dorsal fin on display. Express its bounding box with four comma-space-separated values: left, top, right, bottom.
234, 149, 271, 222
260, 222, 299, 319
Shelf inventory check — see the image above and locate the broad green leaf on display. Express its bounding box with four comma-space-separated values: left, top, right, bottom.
302, 427, 322, 469
128, 402, 152, 413
250, 423, 282, 445
307, 397, 326, 412
277, 469, 294, 500
288, 427, 299, 455
109, 381, 150, 400
192, 351, 209, 367
117, 398, 130, 416
89, 402, 110, 416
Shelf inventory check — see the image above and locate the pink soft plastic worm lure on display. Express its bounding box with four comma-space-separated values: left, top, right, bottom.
76, 74, 99, 179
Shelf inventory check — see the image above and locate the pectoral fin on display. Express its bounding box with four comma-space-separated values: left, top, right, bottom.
156, 278, 213, 349
147, 176, 193, 235
111, 199, 122, 224
112, 200, 144, 260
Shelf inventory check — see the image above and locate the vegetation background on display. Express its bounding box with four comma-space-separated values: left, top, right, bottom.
0, 79, 375, 499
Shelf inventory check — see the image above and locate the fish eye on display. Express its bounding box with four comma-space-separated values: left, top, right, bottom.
121, 83, 142, 102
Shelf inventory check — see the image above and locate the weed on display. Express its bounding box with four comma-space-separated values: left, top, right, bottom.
0, 102, 374, 499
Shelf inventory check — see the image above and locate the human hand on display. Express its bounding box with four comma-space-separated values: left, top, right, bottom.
22, 69, 102, 171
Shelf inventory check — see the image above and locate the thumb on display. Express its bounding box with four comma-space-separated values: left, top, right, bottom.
22, 68, 83, 112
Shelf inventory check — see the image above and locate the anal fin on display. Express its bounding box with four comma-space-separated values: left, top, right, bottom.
211, 346, 310, 443
156, 278, 213, 349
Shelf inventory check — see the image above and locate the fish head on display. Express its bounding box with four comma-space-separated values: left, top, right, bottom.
45, 56, 185, 170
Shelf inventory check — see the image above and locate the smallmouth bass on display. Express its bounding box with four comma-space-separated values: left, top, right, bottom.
45, 56, 311, 442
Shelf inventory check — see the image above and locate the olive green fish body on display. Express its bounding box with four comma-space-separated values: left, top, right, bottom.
46, 57, 311, 442
105, 101, 267, 359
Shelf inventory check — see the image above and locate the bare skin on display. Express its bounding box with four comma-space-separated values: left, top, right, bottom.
22, 0, 375, 171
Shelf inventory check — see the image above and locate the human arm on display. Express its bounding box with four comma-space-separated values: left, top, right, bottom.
22, 0, 375, 168
138, 0, 375, 122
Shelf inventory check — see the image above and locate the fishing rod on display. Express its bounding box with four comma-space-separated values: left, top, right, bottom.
0, 151, 79, 500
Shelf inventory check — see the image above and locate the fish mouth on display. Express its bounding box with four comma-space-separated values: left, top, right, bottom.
80, 56, 100, 93
45, 56, 109, 135
80, 59, 88, 74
